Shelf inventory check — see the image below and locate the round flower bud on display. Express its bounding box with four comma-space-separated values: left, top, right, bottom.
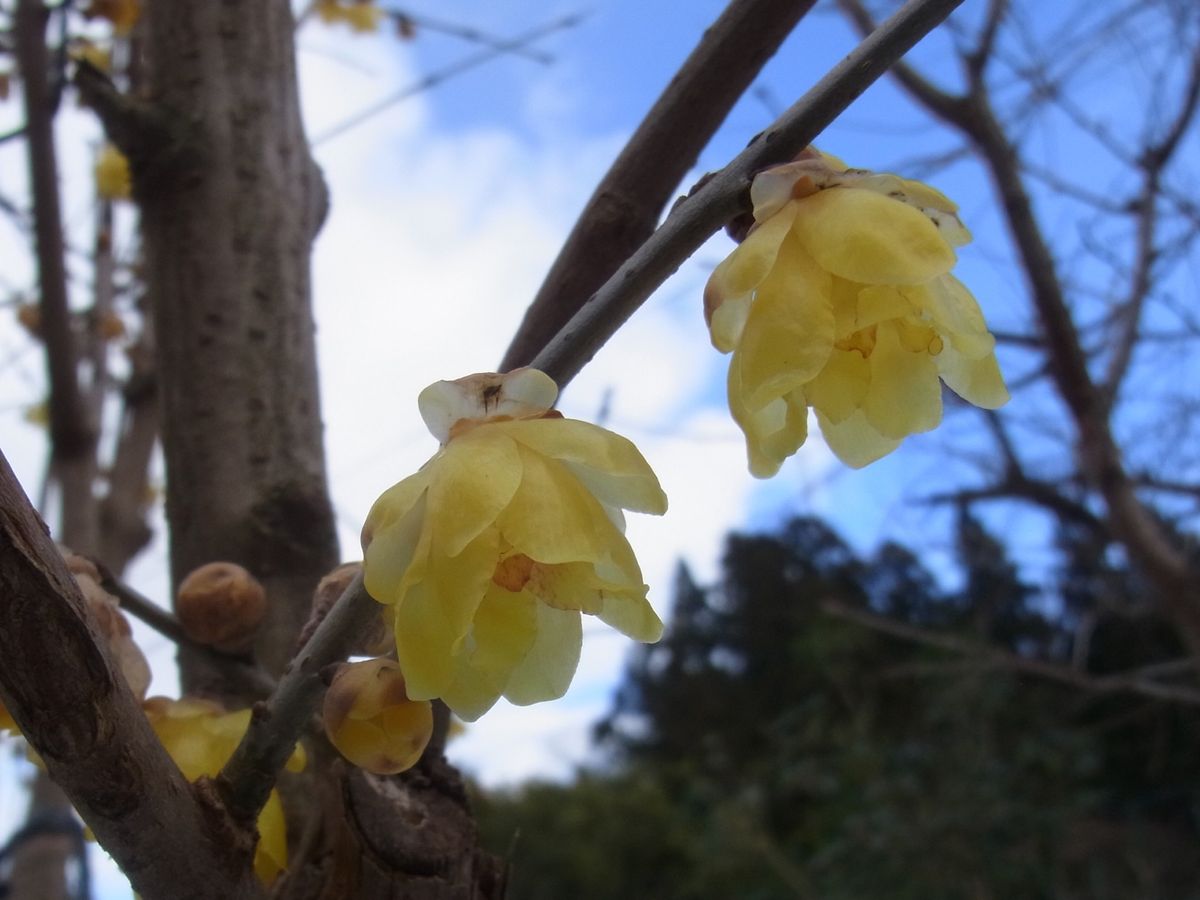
304, 562, 392, 656
323, 659, 433, 775
175, 562, 266, 652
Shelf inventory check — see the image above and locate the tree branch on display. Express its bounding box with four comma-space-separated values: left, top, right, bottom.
839, 0, 1200, 654
530, 0, 968, 387
820, 598, 1200, 707
15, 0, 97, 525
216, 573, 381, 824
0, 449, 265, 900
500, 0, 819, 370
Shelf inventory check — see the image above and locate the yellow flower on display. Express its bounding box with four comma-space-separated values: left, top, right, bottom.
94, 144, 131, 200
361, 368, 668, 721
705, 149, 1009, 475
316, 0, 383, 32
323, 659, 433, 774
143, 698, 306, 885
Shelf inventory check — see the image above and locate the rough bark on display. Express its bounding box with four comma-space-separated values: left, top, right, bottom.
136, 0, 339, 683
0, 450, 265, 900
13, 4, 102, 895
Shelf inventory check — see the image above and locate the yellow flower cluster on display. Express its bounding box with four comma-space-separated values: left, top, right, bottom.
144, 698, 305, 885
705, 149, 1008, 475
361, 368, 667, 721
315, 0, 382, 32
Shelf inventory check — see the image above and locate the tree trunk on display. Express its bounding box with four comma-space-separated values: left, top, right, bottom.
134, 3, 502, 895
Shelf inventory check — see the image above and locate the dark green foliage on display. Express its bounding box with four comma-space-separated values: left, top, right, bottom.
478, 516, 1200, 899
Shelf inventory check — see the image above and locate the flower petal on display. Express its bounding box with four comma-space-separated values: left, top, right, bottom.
418, 368, 558, 442
362, 488, 428, 605
863, 321, 943, 438
793, 188, 956, 285
496, 417, 667, 515
734, 234, 835, 410
393, 528, 499, 700
816, 408, 901, 468
704, 203, 799, 345
503, 604, 583, 706
498, 446, 623, 565
427, 430, 522, 557
441, 585, 538, 721
728, 362, 809, 479
806, 347, 870, 424
937, 344, 1010, 409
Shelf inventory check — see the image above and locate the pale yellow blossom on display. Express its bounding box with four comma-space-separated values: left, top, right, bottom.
705, 149, 1008, 475
361, 368, 667, 721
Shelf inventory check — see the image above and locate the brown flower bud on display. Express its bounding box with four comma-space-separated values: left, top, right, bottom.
175, 562, 266, 652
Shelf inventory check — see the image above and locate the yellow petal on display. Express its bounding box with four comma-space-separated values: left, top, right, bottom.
709, 294, 753, 355
393, 528, 499, 700
937, 345, 1010, 409
496, 417, 667, 515
503, 604, 582, 706
854, 285, 913, 331
816, 408, 901, 468
793, 188, 956, 285
498, 446, 621, 566
427, 430, 522, 556
907, 276, 996, 359
734, 234, 834, 411
806, 347, 870, 424
441, 585, 538, 721
728, 363, 809, 478
704, 204, 798, 347
362, 487, 428, 604
254, 791, 288, 884
596, 591, 662, 643
863, 321, 943, 438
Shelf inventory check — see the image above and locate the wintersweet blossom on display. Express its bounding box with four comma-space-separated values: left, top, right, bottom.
705, 149, 1008, 476
143, 698, 306, 885
361, 368, 668, 721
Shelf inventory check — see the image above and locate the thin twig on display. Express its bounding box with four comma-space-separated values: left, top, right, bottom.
530, 0, 968, 387
312, 13, 583, 146
216, 573, 381, 823
820, 598, 1200, 707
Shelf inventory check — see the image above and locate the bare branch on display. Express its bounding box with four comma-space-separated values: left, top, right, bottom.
0, 449, 265, 900
836, 0, 966, 122
216, 573, 380, 824
962, 0, 1007, 81
312, 13, 583, 146
531, 0, 968, 387
820, 598, 1200, 707
501, 0, 819, 370
840, 0, 1200, 654
1101, 39, 1200, 405
15, 0, 98, 548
